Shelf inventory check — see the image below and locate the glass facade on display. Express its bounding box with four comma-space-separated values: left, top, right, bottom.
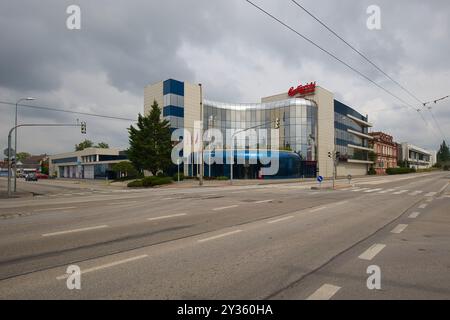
203, 98, 318, 162
334, 100, 370, 161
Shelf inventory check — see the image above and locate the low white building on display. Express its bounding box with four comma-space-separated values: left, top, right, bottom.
400, 143, 433, 169
49, 148, 128, 179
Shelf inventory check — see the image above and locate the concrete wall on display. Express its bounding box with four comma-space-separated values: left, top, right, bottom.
183, 82, 201, 175
144, 81, 164, 116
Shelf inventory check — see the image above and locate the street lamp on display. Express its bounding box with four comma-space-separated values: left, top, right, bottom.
14, 97, 36, 192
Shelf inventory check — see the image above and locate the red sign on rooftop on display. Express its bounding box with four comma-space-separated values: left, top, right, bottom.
288, 82, 316, 97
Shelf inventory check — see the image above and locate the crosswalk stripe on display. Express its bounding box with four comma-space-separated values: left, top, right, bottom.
393, 190, 408, 195
408, 190, 423, 196
378, 188, 396, 194
425, 192, 437, 197
364, 188, 383, 193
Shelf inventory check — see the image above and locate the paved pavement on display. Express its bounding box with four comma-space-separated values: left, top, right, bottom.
0, 171, 448, 299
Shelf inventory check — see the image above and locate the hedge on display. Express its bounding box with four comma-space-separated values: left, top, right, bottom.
127, 180, 143, 188
127, 176, 173, 188
386, 167, 416, 175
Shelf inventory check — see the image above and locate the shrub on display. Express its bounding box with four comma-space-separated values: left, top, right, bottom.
443, 165, 449, 171
216, 176, 229, 181
368, 167, 376, 175
141, 176, 173, 187
127, 180, 143, 188
173, 173, 184, 181
386, 167, 416, 175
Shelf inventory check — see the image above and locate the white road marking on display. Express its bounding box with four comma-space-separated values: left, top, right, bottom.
425, 192, 437, 197
212, 205, 238, 211
364, 188, 383, 193
391, 224, 408, 234
306, 284, 341, 300
109, 201, 138, 206
426, 198, 433, 202
309, 206, 327, 213
408, 212, 421, 219
56, 254, 148, 280
352, 188, 369, 192
34, 206, 76, 212
254, 199, 273, 204
408, 190, 423, 196
267, 216, 294, 224
147, 213, 187, 221
418, 203, 428, 209
42, 225, 108, 237
378, 188, 396, 194
393, 190, 408, 195
358, 244, 386, 260
161, 197, 175, 200
197, 230, 243, 243
438, 182, 449, 194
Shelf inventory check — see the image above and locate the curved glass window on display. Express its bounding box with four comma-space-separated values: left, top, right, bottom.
203, 98, 318, 161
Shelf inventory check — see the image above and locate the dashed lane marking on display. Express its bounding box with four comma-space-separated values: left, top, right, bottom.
212, 205, 238, 211
408, 212, 421, 219
418, 203, 428, 209
358, 244, 386, 261
197, 230, 243, 243
391, 224, 408, 234
306, 284, 341, 300
147, 213, 187, 221
42, 225, 109, 237
56, 254, 148, 280
393, 190, 408, 195
267, 216, 294, 224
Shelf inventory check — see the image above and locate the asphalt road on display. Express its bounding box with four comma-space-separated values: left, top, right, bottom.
0, 172, 449, 299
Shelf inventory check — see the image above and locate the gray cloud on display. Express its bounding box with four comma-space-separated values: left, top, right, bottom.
0, 0, 449, 155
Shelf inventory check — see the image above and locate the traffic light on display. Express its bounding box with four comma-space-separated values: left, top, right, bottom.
328, 151, 332, 158
275, 118, 280, 129
81, 121, 87, 134
335, 151, 341, 159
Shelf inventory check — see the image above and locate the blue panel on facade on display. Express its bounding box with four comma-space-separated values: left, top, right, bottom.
334, 100, 366, 121
51, 157, 78, 164
163, 79, 184, 96
163, 105, 184, 118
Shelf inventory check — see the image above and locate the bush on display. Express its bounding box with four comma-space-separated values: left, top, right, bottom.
386, 167, 416, 175
368, 167, 376, 175
127, 180, 143, 188
443, 165, 449, 171
216, 176, 230, 181
173, 173, 184, 181
141, 176, 173, 187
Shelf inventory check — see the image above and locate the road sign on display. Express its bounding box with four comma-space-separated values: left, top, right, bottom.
317, 175, 324, 183
3, 148, 15, 157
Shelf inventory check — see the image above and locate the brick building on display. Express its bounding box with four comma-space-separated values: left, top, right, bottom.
369, 132, 398, 174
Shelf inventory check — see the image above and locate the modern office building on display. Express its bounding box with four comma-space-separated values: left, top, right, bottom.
399, 143, 433, 169
49, 148, 128, 179
144, 79, 373, 179
369, 132, 398, 174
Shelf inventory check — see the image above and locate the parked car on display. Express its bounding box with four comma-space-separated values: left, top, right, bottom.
36, 173, 49, 179
25, 173, 38, 181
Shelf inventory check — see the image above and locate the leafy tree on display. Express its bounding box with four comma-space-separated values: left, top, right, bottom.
437, 140, 450, 164
95, 142, 109, 149
111, 161, 138, 178
127, 100, 172, 175
75, 139, 94, 151
16, 152, 31, 162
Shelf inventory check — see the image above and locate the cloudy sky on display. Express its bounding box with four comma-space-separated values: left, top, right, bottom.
0, 0, 449, 155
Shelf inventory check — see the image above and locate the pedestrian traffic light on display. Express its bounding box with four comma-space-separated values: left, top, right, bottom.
81, 121, 87, 134
275, 118, 280, 129
336, 151, 341, 159
328, 151, 332, 158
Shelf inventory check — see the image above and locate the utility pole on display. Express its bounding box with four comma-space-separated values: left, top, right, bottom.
14, 97, 36, 192
7, 122, 84, 197
198, 83, 204, 186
